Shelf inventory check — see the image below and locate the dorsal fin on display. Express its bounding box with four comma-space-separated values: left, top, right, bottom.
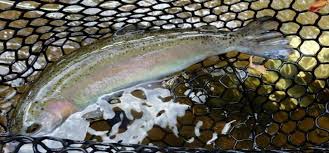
113, 24, 145, 40
197, 25, 219, 32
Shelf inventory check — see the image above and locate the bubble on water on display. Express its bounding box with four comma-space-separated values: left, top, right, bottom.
194, 120, 203, 137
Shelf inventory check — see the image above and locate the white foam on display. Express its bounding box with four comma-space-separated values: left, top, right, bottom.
194, 121, 203, 137
52, 85, 189, 144
184, 89, 207, 104
96, 87, 189, 144
206, 133, 218, 145
221, 120, 236, 135
45, 102, 101, 140
186, 137, 195, 143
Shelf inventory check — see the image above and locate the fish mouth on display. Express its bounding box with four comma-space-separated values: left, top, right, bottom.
9, 117, 44, 136
10, 107, 62, 136
22, 120, 60, 136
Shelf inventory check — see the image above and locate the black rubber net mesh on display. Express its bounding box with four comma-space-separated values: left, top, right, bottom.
0, 0, 328, 152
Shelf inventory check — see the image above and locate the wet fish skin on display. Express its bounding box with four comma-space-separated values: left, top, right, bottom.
10, 17, 291, 136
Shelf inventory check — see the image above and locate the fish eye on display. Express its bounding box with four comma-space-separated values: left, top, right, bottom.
25, 123, 41, 134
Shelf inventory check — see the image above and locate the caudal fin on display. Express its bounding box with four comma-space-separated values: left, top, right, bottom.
236, 16, 292, 60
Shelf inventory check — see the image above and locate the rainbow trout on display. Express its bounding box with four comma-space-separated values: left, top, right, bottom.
10, 17, 291, 136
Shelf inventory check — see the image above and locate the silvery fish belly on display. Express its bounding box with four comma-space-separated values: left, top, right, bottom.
10, 17, 292, 136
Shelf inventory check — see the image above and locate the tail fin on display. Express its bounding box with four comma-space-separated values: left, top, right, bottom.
236, 16, 292, 60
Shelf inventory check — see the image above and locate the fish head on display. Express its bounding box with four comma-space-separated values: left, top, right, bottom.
13, 99, 77, 136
